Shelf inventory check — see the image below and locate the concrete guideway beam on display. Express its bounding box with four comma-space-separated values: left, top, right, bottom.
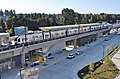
21, 53, 25, 67
74, 39, 77, 49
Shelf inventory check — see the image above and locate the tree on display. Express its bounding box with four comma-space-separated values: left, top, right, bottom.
1, 8, 120, 33
89, 62, 95, 72
13, 10, 16, 16
6, 28, 13, 34
62, 8, 75, 25
112, 43, 114, 50
4, 10, 9, 16
9, 10, 13, 17
106, 48, 109, 55
104, 57, 114, 65
0, 10, 3, 16
0, 18, 6, 32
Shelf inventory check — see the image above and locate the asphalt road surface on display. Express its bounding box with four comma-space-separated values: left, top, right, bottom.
38, 34, 119, 79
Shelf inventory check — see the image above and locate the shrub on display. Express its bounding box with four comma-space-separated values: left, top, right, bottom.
89, 62, 95, 71
106, 48, 109, 55
92, 70, 103, 75
95, 62, 101, 67
104, 57, 114, 66
83, 74, 91, 79
112, 43, 114, 50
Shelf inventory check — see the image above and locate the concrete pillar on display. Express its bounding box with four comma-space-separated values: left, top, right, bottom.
10, 57, 12, 68
0, 38, 2, 45
42, 46, 50, 53
97, 30, 101, 39
21, 54, 25, 67
74, 39, 77, 49
89, 26, 91, 31
65, 29, 68, 37
42, 32, 44, 40
49, 31, 51, 39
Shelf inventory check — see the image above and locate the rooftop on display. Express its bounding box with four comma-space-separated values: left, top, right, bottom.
39, 23, 100, 31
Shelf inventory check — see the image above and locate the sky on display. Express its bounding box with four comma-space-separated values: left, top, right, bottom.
0, 0, 120, 14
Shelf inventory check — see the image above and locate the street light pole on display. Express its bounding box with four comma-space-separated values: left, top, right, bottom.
20, 66, 22, 79
118, 35, 119, 46
102, 45, 105, 59
0, 64, 2, 79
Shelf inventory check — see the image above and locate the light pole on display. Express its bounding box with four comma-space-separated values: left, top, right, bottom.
0, 64, 2, 79
102, 45, 105, 59
118, 34, 119, 46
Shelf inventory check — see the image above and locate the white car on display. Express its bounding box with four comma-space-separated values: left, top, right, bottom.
65, 45, 74, 51
67, 53, 75, 59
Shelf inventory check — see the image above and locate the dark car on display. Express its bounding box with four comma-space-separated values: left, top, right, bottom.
46, 53, 54, 59
76, 51, 83, 55
104, 38, 110, 41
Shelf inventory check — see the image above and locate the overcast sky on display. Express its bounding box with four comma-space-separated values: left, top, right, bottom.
0, 0, 119, 14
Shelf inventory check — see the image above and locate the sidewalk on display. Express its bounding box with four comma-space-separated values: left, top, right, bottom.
112, 49, 120, 79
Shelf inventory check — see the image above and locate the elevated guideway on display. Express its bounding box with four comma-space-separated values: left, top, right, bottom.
0, 22, 112, 70
0, 28, 109, 60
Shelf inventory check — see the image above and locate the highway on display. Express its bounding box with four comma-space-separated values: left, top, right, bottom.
38, 34, 119, 79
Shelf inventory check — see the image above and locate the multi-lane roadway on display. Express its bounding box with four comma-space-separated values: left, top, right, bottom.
38, 34, 119, 79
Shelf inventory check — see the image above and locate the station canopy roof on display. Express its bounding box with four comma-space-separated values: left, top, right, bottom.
39, 23, 100, 31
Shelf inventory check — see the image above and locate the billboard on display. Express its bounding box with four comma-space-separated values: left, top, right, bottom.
14, 26, 28, 36
18, 67, 40, 79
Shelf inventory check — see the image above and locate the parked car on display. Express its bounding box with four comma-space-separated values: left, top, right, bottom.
67, 53, 75, 59
76, 51, 83, 55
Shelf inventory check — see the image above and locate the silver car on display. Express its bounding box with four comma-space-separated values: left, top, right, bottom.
67, 53, 75, 59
